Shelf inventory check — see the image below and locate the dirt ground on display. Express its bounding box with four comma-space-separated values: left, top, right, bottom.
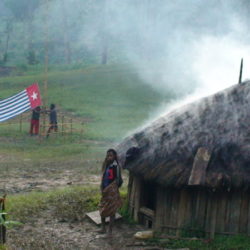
0, 160, 163, 250
7, 212, 151, 250
0, 135, 176, 250
2, 173, 160, 250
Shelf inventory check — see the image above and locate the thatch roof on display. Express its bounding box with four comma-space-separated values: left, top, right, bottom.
117, 81, 250, 190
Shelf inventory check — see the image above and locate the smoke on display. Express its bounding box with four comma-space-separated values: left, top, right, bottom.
4, 0, 250, 125
26, 0, 250, 97
106, 1, 250, 126
88, 0, 250, 134
123, 2, 250, 98
68, 0, 250, 134
74, 0, 250, 108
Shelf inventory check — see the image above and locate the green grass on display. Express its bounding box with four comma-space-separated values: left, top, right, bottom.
6, 185, 101, 223
0, 64, 173, 141
147, 234, 250, 250
6, 185, 128, 223
0, 64, 176, 171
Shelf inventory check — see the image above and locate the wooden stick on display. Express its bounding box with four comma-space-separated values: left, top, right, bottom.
19, 114, 22, 132
239, 58, 243, 84
61, 115, 64, 136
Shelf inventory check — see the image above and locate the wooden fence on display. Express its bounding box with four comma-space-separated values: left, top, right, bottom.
0, 111, 84, 139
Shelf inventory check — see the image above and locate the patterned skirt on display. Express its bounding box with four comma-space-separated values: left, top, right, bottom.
99, 181, 122, 218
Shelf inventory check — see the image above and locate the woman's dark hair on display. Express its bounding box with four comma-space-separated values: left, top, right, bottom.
107, 149, 117, 159
102, 149, 118, 172
50, 104, 55, 110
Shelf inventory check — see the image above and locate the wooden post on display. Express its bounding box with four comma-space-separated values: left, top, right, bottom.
0, 195, 7, 244
81, 122, 84, 140
42, 108, 46, 135
210, 194, 217, 239
238, 58, 243, 84
133, 177, 141, 222
176, 189, 189, 237
70, 118, 73, 139
239, 192, 249, 234
154, 187, 165, 230
61, 115, 64, 136
43, 0, 49, 106
19, 114, 23, 132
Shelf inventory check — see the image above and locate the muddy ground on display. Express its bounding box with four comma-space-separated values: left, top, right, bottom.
7, 212, 150, 250
0, 157, 167, 250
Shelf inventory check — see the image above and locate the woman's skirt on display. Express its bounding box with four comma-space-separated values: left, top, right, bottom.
99, 181, 122, 218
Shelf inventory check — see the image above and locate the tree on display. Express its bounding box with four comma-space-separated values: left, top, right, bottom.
101, 0, 108, 65
61, 0, 72, 64
3, 19, 13, 64
4, 0, 41, 64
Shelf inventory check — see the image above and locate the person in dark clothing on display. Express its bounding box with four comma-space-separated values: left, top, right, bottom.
46, 104, 58, 138
30, 106, 41, 135
99, 149, 123, 235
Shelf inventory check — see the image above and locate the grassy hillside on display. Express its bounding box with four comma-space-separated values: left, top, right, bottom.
0, 64, 173, 141
0, 64, 175, 182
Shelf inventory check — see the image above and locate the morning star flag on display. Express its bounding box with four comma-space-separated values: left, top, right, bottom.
0, 83, 42, 122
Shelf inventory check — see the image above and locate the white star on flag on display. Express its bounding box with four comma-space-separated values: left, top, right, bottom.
31, 92, 38, 100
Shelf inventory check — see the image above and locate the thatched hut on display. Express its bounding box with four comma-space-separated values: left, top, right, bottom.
117, 81, 250, 238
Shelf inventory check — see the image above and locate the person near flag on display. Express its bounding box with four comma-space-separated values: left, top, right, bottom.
46, 103, 58, 138
30, 106, 41, 136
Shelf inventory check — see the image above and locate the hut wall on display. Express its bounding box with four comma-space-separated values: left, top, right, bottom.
128, 175, 250, 237
128, 174, 142, 221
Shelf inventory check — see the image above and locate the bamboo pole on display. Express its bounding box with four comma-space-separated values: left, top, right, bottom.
43, 0, 49, 106
42, 109, 46, 135
238, 58, 243, 84
19, 114, 23, 132
70, 118, 73, 140
81, 122, 84, 140
61, 115, 64, 136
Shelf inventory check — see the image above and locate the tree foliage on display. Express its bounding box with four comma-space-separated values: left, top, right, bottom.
4, 0, 41, 21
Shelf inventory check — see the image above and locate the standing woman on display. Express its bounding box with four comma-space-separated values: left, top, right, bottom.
99, 149, 123, 235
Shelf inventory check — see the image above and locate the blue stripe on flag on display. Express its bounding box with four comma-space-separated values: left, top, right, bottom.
0, 95, 29, 112
0, 99, 30, 116
0, 103, 30, 122
0, 88, 31, 122
0, 90, 26, 104
0, 92, 27, 108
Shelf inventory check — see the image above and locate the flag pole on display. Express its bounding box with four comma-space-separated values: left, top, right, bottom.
44, 0, 49, 106
42, 0, 49, 135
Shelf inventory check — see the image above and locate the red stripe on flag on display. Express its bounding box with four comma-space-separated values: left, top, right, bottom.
26, 83, 42, 109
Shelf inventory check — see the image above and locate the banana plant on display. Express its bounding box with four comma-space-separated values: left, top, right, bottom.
0, 210, 21, 228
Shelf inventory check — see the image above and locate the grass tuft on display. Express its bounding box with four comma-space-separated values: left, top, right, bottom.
6, 186, 100, 223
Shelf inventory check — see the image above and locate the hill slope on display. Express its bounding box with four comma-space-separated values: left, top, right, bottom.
0, 64, 173, 141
